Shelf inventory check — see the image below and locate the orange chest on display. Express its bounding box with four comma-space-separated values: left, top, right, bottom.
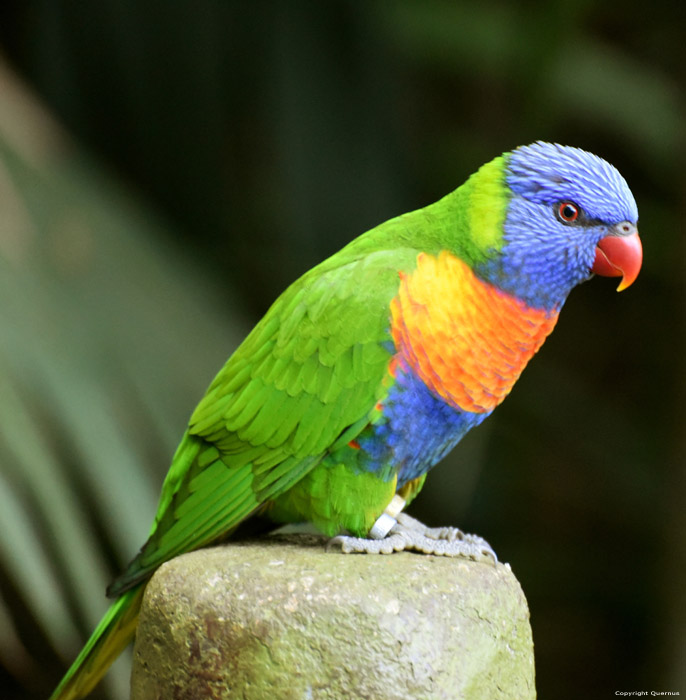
390, 251, 559, 413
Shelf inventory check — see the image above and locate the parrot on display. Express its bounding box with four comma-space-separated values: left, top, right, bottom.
50, 141, 642, 699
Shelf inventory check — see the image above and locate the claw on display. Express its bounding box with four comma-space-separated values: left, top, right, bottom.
327, 511, 498, 564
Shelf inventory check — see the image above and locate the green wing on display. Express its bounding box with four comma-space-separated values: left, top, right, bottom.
107, 246, 419, 596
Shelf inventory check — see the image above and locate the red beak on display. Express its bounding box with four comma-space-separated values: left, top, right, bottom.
591, 228, 642, 292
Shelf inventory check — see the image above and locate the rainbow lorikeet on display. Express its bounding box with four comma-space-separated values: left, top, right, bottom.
51, 142, 642, 699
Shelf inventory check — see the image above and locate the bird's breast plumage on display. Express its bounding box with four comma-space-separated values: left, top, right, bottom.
390, 250, 559, 413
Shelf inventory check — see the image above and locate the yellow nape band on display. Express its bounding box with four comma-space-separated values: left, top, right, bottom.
465, 156, 508, 254
391, 251, 558, 413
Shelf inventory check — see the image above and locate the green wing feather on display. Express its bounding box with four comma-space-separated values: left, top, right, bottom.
107, 245, 420, 596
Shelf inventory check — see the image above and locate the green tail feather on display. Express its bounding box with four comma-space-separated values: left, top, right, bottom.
50, 585, 145, 700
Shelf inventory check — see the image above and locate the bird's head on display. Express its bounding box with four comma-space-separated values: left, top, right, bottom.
471, 141, 642, 311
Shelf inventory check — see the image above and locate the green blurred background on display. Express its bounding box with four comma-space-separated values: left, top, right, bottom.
0, 2, 683, 699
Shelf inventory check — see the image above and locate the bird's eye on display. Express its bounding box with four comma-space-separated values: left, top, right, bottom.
557, 202, 580, 223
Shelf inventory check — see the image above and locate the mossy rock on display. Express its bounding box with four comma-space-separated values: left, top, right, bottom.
132, 534, 535, 700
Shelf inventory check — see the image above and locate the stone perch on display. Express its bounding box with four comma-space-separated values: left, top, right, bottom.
131, 534, 535, 700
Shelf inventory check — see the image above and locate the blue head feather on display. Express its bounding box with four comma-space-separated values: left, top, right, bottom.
477, 142, 638, 311
507, 142, 638, 222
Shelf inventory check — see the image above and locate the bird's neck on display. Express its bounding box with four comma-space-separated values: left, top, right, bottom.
390, 250, 559, 413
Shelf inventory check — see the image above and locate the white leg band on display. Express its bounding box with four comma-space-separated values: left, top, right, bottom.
368, 494, 407, 539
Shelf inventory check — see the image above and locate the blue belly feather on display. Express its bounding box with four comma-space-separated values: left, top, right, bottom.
356, 358, 490, 487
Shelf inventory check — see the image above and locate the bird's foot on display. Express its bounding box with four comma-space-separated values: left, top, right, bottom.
327, 498, 497, 564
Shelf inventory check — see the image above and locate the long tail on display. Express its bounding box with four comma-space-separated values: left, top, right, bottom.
49, 584, 145, 700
